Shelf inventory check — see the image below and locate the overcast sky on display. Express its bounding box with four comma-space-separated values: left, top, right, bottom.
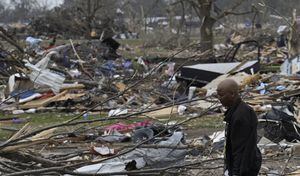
3, 0, 64, 9
39, 0, 64, 8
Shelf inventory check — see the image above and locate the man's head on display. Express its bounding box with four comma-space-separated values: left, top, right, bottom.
217, 79, 240, 108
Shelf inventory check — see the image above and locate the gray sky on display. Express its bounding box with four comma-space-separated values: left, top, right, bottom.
38, 0, 64, 8
3, 0, 64, 9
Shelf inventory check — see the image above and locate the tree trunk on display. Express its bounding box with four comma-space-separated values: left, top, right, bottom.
197, 0, 215, 56
200, 16, 215, 53
288, 9, 299, 58
86, 0, 92, 38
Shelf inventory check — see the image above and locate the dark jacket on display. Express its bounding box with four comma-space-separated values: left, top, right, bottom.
224, 98, 262, 176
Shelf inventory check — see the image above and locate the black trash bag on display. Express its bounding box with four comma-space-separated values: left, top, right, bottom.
132, 127, 154, 144
259, 107, 300, 143
132, 124, 183, 144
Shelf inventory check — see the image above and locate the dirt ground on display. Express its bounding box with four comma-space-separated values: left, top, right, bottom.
185, 127, 222, 139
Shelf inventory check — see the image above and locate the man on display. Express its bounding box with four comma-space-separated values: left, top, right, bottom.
217, 79, 262, 176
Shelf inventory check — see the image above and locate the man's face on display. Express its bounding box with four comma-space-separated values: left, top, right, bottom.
216, 88, 232, 108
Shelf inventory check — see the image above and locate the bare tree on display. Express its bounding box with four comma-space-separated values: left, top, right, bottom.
61, 0, 119, 38
182, 0, 254, 57
10, 0, 39, 22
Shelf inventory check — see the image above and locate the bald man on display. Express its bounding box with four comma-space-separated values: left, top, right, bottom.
217, 79, 261, 176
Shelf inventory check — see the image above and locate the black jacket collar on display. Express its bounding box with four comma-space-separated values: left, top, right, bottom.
224, 97, 242, 123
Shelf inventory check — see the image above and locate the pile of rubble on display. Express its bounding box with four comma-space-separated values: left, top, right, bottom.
0, 28, 299, 175
0, 36, 184, 115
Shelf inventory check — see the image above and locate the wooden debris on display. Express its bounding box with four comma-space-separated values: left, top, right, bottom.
19, 90, 68, 109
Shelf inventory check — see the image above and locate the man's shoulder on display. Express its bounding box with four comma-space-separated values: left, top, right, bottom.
234, 100, 257, 125
236, 100, 255, 113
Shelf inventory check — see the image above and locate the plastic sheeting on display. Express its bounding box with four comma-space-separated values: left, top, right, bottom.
69, 132, 188, 175
25, 37, 42, 47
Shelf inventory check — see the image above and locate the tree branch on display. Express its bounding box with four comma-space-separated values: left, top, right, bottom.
0, 27, 24, 53
216, 0, 251, 19
222, 9, 254, 16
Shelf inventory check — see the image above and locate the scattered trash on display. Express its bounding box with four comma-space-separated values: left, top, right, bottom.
132, 127, 154, 143
258, 104, 300, 143
12, 110, 25, 115
177, 105, 187, 115
92, 146, 115, 156
108, 109, 128, 117
0, 10, 300, 176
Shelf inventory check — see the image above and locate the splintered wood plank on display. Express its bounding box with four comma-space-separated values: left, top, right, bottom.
144, 106, 178, 118
60, 83, 85, 90
55, 93, 85, 101
20, 90, 68, 109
